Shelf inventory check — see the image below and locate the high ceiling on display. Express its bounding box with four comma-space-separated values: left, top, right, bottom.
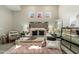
5, 5, 21, 11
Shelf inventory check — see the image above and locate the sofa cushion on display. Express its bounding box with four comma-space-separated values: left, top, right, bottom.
46, 41, 60, 49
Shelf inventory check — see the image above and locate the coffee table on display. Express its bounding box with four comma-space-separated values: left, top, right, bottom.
15, 36, 44, 46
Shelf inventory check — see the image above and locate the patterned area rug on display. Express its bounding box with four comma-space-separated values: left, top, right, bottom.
4, 45, 62, 54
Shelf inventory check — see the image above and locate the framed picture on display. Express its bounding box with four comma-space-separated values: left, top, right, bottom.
36, 12, 43, 19
69, 16, 77, 27
44, 12, 52, 19
70, 20, 76, 27
28, 12, 35, 19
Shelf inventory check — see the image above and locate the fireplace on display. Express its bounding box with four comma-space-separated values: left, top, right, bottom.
30, 28, 47, 36
29, 22, 48, 36
32, 30, 44, 36
39, 30, 44, 35
32, 31, 38, 36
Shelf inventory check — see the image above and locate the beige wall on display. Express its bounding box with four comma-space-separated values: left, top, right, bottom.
0, 6, 13, 36
59, 5, 79, 27
1, 5, 79, 35
13, 5, 59, 31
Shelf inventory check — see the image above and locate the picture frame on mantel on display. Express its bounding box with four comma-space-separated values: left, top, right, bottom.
28, 11, 35, 19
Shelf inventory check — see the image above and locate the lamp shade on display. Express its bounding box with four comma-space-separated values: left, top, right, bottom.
48, 25, 53, 33
23, 24, 29, 32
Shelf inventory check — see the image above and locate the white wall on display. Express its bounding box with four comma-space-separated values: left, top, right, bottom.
13, 5, 59, 31
0, 6, 13, 36
59, 5, 79, 27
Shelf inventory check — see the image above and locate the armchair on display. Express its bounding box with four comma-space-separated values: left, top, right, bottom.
8, 31, 20, 42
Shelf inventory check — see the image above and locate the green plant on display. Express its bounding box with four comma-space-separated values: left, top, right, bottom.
20, 31, 25, 36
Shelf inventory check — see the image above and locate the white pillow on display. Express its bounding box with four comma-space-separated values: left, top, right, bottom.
46, 41, 60, 49
20, 37, 29, 41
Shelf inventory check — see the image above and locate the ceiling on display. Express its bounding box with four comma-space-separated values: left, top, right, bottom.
5, 5, 21, 11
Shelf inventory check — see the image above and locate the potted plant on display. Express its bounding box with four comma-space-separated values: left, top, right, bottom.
20, 31, 25, 37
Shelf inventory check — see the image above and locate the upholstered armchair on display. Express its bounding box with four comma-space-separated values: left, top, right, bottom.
8, 31, 20, 42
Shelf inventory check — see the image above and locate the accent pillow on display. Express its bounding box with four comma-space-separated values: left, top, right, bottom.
42, 40, 46, 47
46, 41, 60, 49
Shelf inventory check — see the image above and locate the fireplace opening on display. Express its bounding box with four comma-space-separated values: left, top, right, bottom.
32, 31, 38, 36
39, 30, 44, 35
32, 30, 45, 36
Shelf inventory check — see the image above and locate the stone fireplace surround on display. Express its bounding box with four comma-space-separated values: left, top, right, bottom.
29, 22, 48, 36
